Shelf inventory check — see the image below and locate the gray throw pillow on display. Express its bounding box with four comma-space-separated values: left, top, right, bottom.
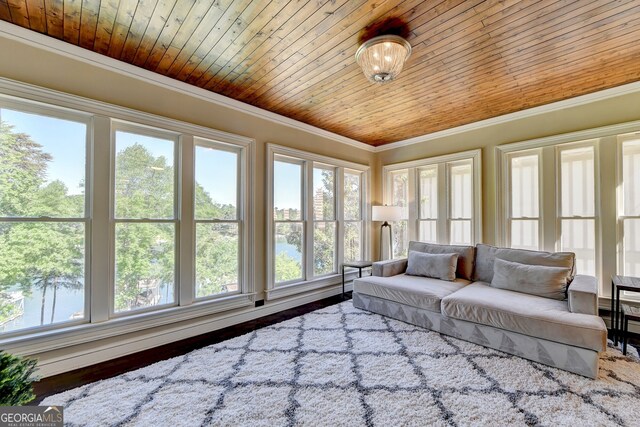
405, 251, 458, 281
409, 241, 475, 280
491, 258, 570, 300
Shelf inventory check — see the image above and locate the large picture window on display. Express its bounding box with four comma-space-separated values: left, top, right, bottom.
343, 170, 364, 263
0, 83, 253, 346
382, 150, 482, 258
194, 140, 243, 299
619, 135, 640, 278
268, 145, 368, 297
505, 151, 540, 250
273, 158, 305, 284
0, 105, 89, 334
499, 141, 598, 277
112, 125, 178, 313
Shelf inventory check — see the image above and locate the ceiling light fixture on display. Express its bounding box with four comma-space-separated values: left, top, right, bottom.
355, 35, 412, 84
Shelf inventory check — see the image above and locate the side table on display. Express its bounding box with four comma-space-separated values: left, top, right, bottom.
611, 275, 640, 345
621, 304, 640, 355
342, 261, 373, 298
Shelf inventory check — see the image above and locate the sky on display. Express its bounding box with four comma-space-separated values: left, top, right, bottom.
274, 160, 302, 210
195, 145, 237, 206
1, 109, 239, 206
2, 108, 86, 195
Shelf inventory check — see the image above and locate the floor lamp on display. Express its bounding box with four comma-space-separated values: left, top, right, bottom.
372, 205, 403, 260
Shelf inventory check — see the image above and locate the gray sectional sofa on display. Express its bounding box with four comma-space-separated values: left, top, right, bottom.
352, 241, 608, 378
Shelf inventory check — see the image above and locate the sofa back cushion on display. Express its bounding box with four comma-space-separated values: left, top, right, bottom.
473, 244, 576, 284
491, 258, 571, 300
405, 251, 458, 281
408, 241, 475, 280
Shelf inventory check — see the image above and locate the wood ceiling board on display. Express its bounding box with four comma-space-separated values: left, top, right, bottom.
282, 0, 606, 117
7, 0, 30, 27
25, 0, 47, 33
287, 2, 638, 126
1, 0, 640, 146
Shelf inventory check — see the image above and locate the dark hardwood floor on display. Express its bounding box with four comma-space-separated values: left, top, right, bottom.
32, 295, 638, 404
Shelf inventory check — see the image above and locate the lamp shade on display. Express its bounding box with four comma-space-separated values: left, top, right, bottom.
372, 205, 404, 222
355, 35, 412, 84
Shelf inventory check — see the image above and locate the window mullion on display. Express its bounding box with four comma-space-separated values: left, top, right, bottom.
438, 163, 448, 244
407, 168, 417, 243
91, 115, 111, 323
305, 161, 314, 280
336, 167, 344, 270
541, 146, 557, 252
180, 134, 194, 307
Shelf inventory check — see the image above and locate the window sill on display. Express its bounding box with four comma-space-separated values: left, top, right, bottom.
266, 271, 360, 300
0, 293, 255, 355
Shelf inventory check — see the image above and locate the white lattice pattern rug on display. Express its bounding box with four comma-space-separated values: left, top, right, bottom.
43, 301, 640, 426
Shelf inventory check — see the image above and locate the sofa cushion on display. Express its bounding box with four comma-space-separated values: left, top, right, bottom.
408, 241, 475, 280
406, 251, 458, 281
441, 282, 607, 351
491, 258, 570, 300
473, 244, 576, 284
353, 274, 470, 313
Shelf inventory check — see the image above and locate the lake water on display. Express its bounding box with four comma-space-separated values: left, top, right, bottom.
1, 282, 173, 333
276, 242, 301, 261
2, 244, 299, 333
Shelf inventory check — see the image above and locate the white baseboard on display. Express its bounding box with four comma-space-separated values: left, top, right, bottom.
34, 283, 353, 378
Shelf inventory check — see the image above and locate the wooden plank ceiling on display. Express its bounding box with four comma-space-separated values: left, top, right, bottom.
1, 0, 639, 146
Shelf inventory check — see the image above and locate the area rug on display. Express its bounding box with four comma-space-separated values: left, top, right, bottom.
43, 301, 640, 426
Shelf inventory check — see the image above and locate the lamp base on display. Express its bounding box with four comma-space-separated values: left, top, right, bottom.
379, 221, 393, 261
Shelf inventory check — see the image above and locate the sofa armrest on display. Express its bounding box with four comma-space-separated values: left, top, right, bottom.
568, 275, 598, 315
372, 258, 407, 277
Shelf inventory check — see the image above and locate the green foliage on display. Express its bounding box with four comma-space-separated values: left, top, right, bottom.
274, 252, 302, 283
0, 122, 84, 327
0, 350, 38, 406
196, 225, 238, 296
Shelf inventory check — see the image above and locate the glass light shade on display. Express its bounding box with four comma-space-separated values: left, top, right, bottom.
355, 35, 412, 84
372, 205, 404, 222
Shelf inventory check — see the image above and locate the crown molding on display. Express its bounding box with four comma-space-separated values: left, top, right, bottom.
373, 81, 640, 153
0, 21, 375, 153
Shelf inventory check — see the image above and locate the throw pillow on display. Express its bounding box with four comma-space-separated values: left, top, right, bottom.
405, 251, 458, 281
490, 258, 570, 300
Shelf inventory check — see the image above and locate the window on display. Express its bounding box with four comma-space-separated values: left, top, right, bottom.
448, 160, 474, 245
0, 82, 254, 348
194, 140, 242, 299
619, 135, 640, 277
498, 140, 599, 277
558, 145, 596, 276
313, 166, 337, 276
418, 166, 438, 243
344, 170, 364, 263
0, 106, 89, 334
390, 169, 409, 258
268, 145, 368, 297
112, 125, 178, 313
273, 158, 304, 284
506, 151, 541, 250
383, 150, 482, 258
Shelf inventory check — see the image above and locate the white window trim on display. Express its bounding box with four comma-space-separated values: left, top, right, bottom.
617, 132, 640, 301
501, 149, 543, 250
109, 120, 182, 317
382, 149, 483, 249
0, 77, 256, 353
498, 139, 601, 269
0, 98, 93, 339
266, 144, 370, 300
495, 120, 640, 299
192, 138, 249, 303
